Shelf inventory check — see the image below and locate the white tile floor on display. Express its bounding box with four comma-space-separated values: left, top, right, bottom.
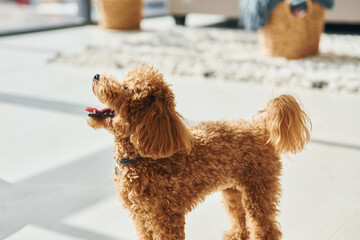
6, 225, 83, 240
1, 16, 360, 240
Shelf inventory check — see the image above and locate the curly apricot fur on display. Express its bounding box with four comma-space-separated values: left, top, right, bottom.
87, 65, 311, 240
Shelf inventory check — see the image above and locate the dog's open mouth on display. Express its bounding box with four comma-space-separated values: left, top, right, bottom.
292, 8, 307, 17
290, 0, 307, 18
85, 107, 115, 118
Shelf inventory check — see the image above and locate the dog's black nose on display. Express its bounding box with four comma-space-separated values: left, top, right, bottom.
93, 74, 100, 81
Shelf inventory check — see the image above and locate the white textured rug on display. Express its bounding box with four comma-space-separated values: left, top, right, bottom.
49, 27, 360, 94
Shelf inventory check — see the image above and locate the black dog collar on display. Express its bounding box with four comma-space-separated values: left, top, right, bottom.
117, 156, 141, 165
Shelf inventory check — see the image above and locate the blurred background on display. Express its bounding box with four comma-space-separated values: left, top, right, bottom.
1, 0, 360, 36
0, 0, 168, 35
0, 0, 359, 240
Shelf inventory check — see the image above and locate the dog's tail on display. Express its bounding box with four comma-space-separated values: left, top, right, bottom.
256, 95, 311, 155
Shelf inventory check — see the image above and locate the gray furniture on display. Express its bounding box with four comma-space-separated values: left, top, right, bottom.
169, 0, 360, 25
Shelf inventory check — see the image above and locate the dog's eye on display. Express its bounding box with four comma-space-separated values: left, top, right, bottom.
124, 86, 129, 91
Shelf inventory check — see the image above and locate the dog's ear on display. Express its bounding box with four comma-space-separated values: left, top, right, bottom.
129, 95, 192, 159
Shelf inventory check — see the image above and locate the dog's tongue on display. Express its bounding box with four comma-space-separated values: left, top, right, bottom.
85, 107, 112, 114
292, 8, 306, 17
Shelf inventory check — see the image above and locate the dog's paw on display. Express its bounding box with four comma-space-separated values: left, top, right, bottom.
223, 229, 249, 240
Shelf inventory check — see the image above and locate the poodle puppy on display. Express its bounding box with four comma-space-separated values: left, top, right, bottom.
86, 65, 311, 240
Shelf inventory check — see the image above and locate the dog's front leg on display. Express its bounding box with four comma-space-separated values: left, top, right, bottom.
132, 213, 154, 240
146, 209, 186, 240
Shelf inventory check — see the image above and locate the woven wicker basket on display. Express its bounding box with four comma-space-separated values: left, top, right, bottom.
98, 0, 142, 29
259, 0, 325, 59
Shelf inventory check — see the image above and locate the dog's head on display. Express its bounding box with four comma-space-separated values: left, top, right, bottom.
86, 65, 192, 159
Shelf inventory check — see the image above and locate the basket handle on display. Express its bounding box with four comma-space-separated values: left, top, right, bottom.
283, 0, 313, 20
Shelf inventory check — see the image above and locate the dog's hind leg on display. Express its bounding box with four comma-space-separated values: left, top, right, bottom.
222, 188, 249, 240
240, 177, 282, 240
